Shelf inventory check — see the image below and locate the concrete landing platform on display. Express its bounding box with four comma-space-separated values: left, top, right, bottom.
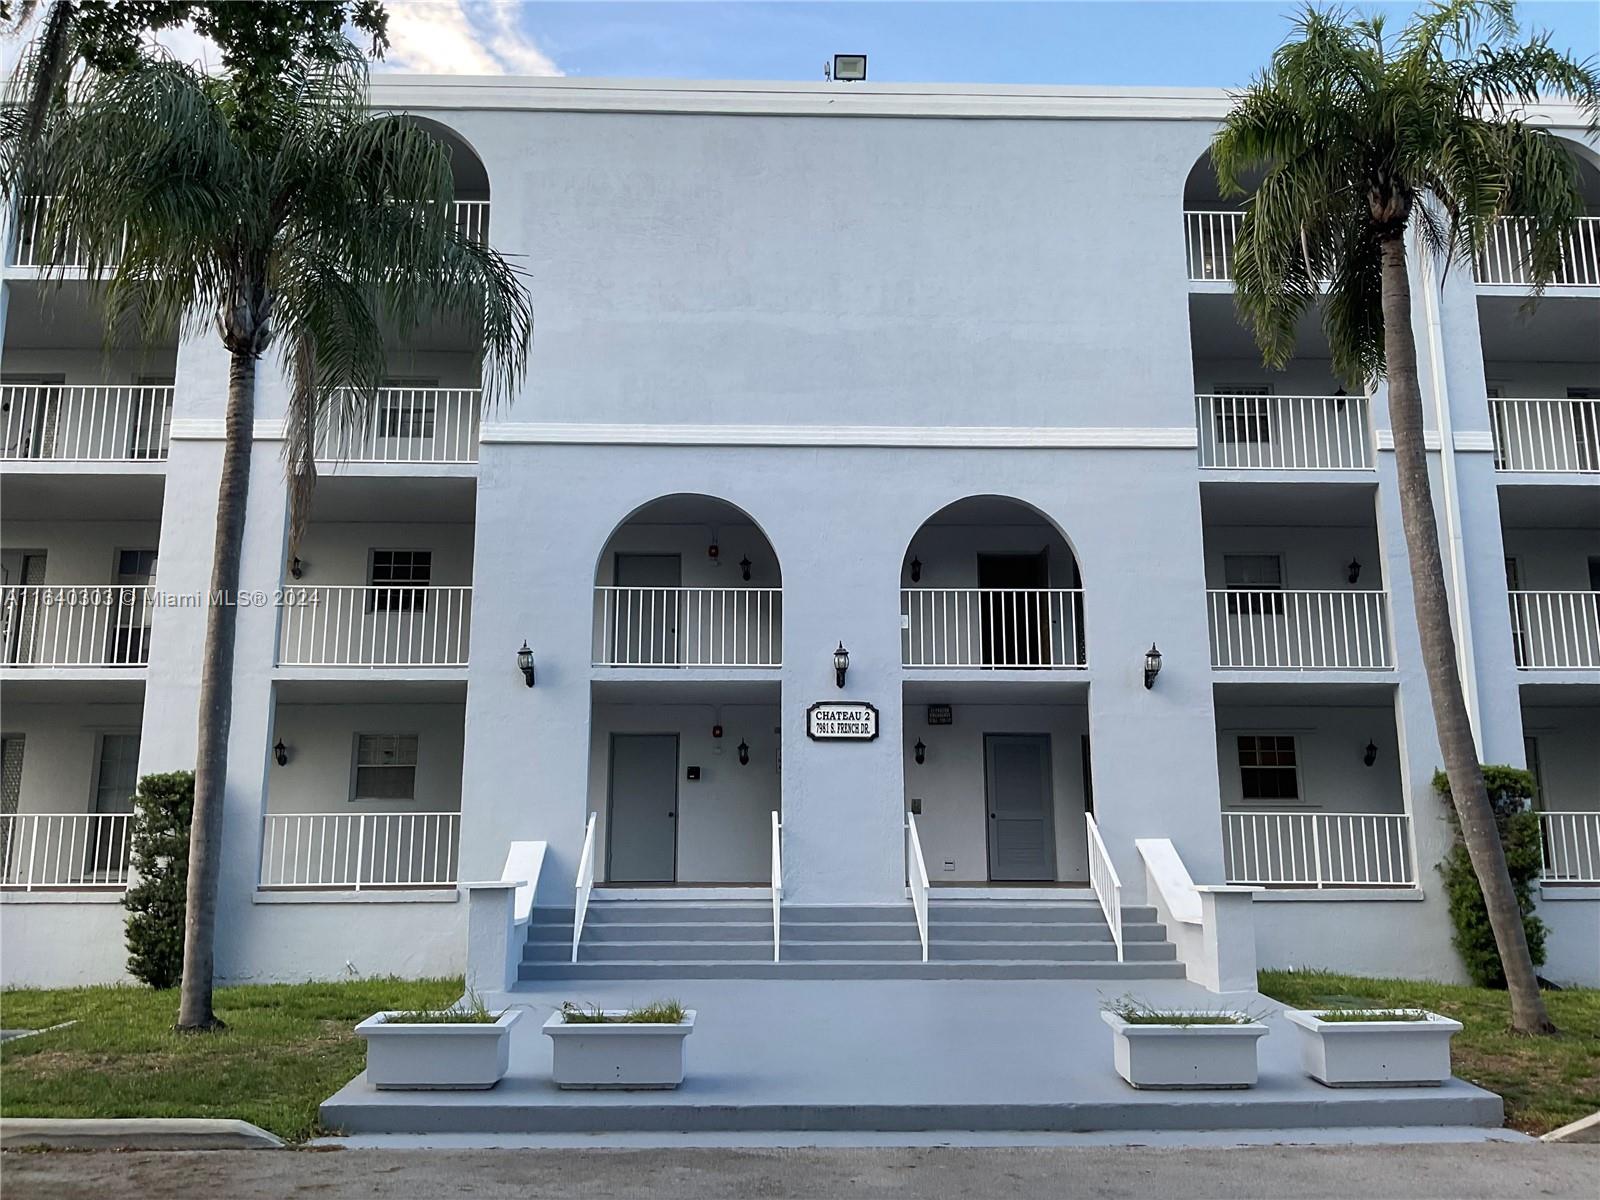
320, 978, 1503, 1136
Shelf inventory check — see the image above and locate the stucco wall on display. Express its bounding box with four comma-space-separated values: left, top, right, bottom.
0, 898, 131, 987
2, 700, 145, 814
1522, 703, 1600, 810
1537, 893, 1600, 988
268, 701, 466, 814
1213, 701, 1405, 815
2, 521, 163, 584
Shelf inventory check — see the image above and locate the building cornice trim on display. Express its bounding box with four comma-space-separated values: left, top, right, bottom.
479, 422, 1199, 449
1375, 429, 1445, 451
170, 419, 286, 441
1452, 430, 1497, 452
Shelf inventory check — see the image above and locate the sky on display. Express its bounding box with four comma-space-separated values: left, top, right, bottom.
368, 0, 1600, 85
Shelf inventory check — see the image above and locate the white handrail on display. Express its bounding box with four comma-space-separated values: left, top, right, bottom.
1476, 216, 1600, 287
1539, 811, 1600, 884
1222, 811, 1416, 887
572, 811, 597, 963
1196, 393, 1374, 470
1, 384, 173, 461
592, 586, 782, 667
770, 810, 783, 963
1207, 589, 1393, 669
276, 585, 472, 667
906, 812, 930, 962
900, 588, 1087, 668
1185, 210, 1244, 281
0, 813, 134, 890
1490, 398, 1600, 473
1, 585, 155, 667
315, 387, 482, 464
257, 811, 460, 888
1085, 813, 1123, 963
1508, 591, 1600, 669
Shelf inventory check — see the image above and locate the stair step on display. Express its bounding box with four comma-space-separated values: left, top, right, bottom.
518, 960, 1189, 981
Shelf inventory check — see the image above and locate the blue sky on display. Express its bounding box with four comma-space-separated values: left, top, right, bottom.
506, 1, 1599, 86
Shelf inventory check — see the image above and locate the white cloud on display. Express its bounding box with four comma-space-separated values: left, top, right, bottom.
381, 0, 562, 76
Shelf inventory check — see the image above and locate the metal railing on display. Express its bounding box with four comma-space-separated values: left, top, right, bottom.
1507, 591, 1600, 670
901, 588, 1087, 669
276, 585, 471, 667
572, 812, 597, 962
770, 810, 783, 964
1, 384, 173, 462
1489, 398, 1599, 474
1222, 811, 1416, 887
1085, 813, 1123, 963
1, 585, 155, 667
1185, 210, 1244, 281
258, 811, 460, 889
1539, 811, 1600, 884
906, 812, 930, 963
0, 812, 134, 890
1207, 589, 1393, 670
316, 387, 482, 464
9, 196, 489, 268
1196, 393, 1373, 470
592, 586, 782, 667
1476, 217, 1600, 288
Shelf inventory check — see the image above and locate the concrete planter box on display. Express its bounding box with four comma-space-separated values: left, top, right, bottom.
1284, 1009, 1462, 1087
355, 1009, 521, 1091
542, 1009, 696, 1089
1101, 1010, 1268, 1090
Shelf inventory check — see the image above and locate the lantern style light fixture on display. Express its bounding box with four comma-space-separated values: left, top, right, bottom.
1334, 385, 1349, 411
708, 536, 720, 564
914, 739, 926, 765
740, 555, 752, 582
289, 556, 304, 580
909, 557, 923, 583
273, 739, 289, 767
833, 642, 850, 688
1363, 740, 1378, 767
516, 641, 536, 687
1347, 558, 1362, 585
1143, 643, 1163, 690
738, 739, 750, 766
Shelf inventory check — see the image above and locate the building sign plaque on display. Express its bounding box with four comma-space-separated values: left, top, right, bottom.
806, 701, 880, 741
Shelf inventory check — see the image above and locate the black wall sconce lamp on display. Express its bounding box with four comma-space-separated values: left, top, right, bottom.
289, 557, 304, 580
273, 739, 289, 767
914, 739, 926, 765
1363, 740, 1378, 767
833, 642, 850, 688
1347, 558, 1362, 585
738, 739, 750, 766
707, 536, 720, 564
1143, 643, 1163, 690
909, 557, 923, 584
740, 555, 752, 582
516, 641, 536, 687
1334, 386, 1348, 411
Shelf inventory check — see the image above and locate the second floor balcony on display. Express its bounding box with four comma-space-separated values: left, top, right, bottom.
1, 383, 172, 463
1476, 217, 1600, 288
1508, 591, 1600, 670
315, 387, 482, 465
1207, 588, 1393, 670
1, 585, 155, 668
591, 586, 783, 668
277, 585, 472, 668
1490, 397, 1599, 474
900, 588, 1087, 669
1196, 392, 1374, 471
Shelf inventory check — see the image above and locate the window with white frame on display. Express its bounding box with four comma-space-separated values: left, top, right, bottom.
352, 734, 418, 802
1212, 384, 1273, 444
1223, 552, 1285, 615
1237, 735, 1300, 803
367, 549, 431, 612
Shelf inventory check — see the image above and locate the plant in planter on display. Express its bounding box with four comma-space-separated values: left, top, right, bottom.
543, 999, 695, 1090
1101, 998, 1269, 1090
355, 992, 522, 1091
1284, 1006, 1463, 1087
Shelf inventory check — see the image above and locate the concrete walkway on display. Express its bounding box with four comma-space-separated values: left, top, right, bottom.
322, 976, 1501, 1135
5, 1144, 1596, 1200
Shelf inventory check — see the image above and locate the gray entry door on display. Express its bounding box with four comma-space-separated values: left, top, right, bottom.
607, 734, 679, 883
985, 734, 1056, 881
613, 554, 682, 666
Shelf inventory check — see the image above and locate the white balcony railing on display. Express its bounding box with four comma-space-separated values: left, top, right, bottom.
1197, 393, 1373, 470
1223, 811, 1416, 888
592, 586, 782, 668
276, 585, 471, 667
1539, 811, 1600, 884
9, 196, 489, 268
258, 811, 460, 889
901, 589, 1087, 669
1085, 813, 1124, 962
0, 585, 155, 667
1, 384, 173, 462
0, 813, 134, 890
1208, 589, 1392, 670
316, 387, 482, 464
1508, 591, 1600, 670
1185, 210, 1243, 281
1476, 217, 1600, 288
1489, 398, 1599, 474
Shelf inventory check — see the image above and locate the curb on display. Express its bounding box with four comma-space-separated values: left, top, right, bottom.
1, 1118, 285, 1151
1540, 1111, 1600, 1144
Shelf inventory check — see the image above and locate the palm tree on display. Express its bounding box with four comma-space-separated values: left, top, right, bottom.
1213, 0, 1596, 1034
4, 43, 531, 1028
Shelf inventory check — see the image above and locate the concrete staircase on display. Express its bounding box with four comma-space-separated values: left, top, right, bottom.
517, 897, 1185, 982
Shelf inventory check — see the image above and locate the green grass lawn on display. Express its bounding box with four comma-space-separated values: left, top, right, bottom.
0, 978, 462, 1142
1258, 970, 1600, 1135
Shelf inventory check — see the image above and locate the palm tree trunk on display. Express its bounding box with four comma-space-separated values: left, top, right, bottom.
176, 348, 256, 1031
1379, 234, 1554, 1035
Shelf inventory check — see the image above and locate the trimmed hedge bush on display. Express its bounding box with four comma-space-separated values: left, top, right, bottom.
123, 770, 195, 989
1433, 765, 1545, 989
